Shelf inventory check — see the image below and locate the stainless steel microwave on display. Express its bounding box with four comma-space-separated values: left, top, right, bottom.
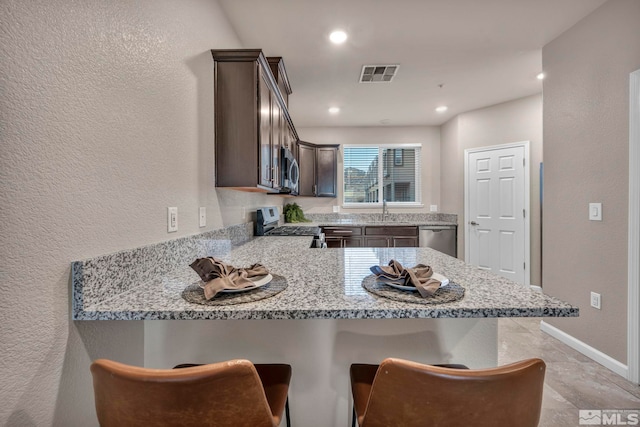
280, 147, 299, 194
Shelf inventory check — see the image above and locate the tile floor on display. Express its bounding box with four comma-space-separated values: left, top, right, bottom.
498, 317, 640, 426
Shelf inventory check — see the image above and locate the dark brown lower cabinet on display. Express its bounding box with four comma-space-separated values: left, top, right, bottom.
363, 237, 389, 247
326, 237, 363, 248
363, 236, 418, 247
364, 226, 419, 247
322, 226, 362, 248
343, 237, 363, 247
321, 226, 418, 248
391, 237, 418, 247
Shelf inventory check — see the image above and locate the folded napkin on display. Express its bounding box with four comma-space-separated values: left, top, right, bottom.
370, 259, 441, 298
190, 257, 269, 300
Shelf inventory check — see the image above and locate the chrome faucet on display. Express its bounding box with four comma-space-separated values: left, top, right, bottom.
382, 199, 389, 221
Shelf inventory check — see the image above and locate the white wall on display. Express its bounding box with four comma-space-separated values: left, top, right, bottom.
0, 1, 275, 424
440, 94, 543, 285
296, 126, 441, 213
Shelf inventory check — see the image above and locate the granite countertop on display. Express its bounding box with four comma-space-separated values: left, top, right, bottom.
73, 234, 578, 320
301, 212, 457, 227
310, 220, 457, 227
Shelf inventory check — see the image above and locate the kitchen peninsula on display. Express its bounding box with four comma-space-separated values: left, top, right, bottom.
74, 235, 575, 320
73, 221, 577, 427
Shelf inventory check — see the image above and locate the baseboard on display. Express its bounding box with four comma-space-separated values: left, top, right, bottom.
540, 320, 628, 379
530, 285, 542, 292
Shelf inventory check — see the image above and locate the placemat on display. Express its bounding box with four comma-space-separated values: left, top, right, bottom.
182, 274, 287, 306
362, 274, 465, 304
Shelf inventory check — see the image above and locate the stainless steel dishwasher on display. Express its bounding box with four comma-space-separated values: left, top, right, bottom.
419, 225, 457, 257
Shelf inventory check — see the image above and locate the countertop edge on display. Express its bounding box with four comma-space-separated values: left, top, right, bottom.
73, 307, 579, 321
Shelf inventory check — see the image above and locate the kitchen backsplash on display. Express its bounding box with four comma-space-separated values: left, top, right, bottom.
304, 212, 457, 224
72, 222, 254, 312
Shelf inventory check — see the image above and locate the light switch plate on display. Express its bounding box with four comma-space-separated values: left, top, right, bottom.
589, 203, 602, 221
590, 291, 601, 309
168, 207, 178, 232
199, 207, 206, 227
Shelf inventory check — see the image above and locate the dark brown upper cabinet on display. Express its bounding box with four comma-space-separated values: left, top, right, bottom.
211, 49, 297, 192
268, 57, 296, 157
267, 57, 292, 109
298, 141, 339, 197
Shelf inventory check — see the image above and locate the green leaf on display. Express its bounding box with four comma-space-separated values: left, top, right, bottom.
283, 202, 311, 223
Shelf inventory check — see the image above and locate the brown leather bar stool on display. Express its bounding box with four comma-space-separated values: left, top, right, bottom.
350, 357, 545, 427
90, 359, 291, 427
174, 362, 291, 427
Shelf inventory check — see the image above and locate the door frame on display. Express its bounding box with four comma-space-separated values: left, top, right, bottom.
628, 69, 640, 384
464, 141, 531, 287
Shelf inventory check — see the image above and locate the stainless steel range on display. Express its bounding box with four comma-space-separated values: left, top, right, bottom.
255, 206, 321, 237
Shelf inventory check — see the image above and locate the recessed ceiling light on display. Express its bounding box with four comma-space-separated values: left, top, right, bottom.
537, 72, 545, 80
435, 106, 448, 113
328, 107, 340, 114
329, 30, 347, 44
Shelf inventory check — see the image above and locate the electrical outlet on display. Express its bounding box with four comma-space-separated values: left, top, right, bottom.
199, 207, 206, 227
333, 205, 340, 213
590, 292, 601, 309
430, 205, 438, 212
167, 207, 178, 232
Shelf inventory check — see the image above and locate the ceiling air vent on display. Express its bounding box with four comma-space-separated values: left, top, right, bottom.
359, 64, 399, 83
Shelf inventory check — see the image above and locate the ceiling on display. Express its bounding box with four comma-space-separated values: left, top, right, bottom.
218, 0, 606, 127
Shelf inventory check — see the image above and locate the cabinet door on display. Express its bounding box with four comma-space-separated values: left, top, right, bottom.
277, 69, 289, 108
287, 127, 296, 153
271, 99, 282, 189
344, 237, 363, 247
298, 143, 316, 196
316, 146, 337, 197
364, 237, 390, 248
259, 71, 272, 188
325, 237, 343, 248
392, 237, 418, 247
365, 226, 418, 236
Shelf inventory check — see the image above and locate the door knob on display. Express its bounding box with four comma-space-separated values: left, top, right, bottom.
470, 221, 479, 226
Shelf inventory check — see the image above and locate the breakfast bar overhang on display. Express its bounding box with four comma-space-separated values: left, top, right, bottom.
73, 234, 578, 427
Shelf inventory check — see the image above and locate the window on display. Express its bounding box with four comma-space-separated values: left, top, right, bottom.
343, 144, 421, 206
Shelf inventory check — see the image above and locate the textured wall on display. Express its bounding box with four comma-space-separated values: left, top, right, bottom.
0, 1, 274, 424
542, 0, 640, 364
295, 126, 441, 213
439, 95, 543, 285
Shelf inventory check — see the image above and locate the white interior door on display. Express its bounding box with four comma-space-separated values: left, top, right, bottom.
465, 143, 530, 285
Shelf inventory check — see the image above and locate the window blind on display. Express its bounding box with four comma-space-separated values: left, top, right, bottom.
343, 145, 421, 205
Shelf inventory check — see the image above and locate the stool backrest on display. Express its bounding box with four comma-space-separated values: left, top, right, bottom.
362, 358, 546, 427
90, 359, 276, 427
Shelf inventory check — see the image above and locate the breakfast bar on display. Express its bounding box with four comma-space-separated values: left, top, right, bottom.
73, 228, 578, 427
